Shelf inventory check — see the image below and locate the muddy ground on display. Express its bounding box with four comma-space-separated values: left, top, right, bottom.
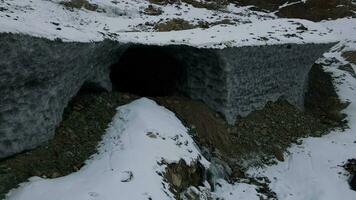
0, 64, 349, 199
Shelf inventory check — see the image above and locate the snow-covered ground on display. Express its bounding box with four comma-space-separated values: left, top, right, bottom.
2, 1, 356, 199
246, 60, 356, 200
0, 0, 337, 48
6, 98, 210, 200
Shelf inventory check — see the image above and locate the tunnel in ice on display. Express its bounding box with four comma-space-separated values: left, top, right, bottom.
110, 45, 185, 97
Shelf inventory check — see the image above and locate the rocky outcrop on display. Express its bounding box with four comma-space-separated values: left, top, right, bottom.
0, 32, 334, 158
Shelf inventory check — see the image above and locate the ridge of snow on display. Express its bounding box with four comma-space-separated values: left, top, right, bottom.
0, 0, 337, 48
6, 98, 209, 200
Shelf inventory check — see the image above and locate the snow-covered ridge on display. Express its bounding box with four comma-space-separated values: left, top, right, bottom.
6, 98, 210, 200
0, 0, 337, 48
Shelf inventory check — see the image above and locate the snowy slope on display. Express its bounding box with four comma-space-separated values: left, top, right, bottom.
0, 0, 337, 48
246, 50, 356, 200
212, 18, 356, 200
6, 98, 209, 200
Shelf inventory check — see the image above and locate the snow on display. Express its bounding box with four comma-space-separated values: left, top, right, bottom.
2, 1, 356, 199
245, 59, 356, 200
0, 0, 337, 48
212, 17, 356, 199
321, 18, 356, 42
6, 98, 209, 200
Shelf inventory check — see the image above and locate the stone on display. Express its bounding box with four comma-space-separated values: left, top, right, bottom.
164, 159, 205, 195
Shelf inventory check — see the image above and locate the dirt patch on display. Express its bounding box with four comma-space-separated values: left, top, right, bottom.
154, 18, 196, 32
234, 0, 356, 21
0, 91, 138, 199
156, 96, 328, 171
181, 0, 229, 10
149, 0, 180, 5
276, 0, 356, 22
149, 0, 228, 10
343, 51, 356, 65
143, 5, 163, 15
60, 0, 98, 11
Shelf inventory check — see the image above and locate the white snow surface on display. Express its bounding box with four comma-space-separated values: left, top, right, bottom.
6, 98, 209, 200
246, 59, 356, 200
0, 0, 337, 48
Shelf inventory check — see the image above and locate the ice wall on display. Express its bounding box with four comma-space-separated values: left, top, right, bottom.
0, 33, 334, 158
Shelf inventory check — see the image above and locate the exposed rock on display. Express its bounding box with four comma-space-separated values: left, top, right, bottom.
154, 18, 195, 32
180, 186, 212, 200
143, 5, 163, 16
60, 0, 98, 11
149, 0, 180, 5
181, 0, 229, 10
164, 159, 205, 195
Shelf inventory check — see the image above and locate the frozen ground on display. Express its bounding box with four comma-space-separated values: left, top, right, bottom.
0, 0, 336, 47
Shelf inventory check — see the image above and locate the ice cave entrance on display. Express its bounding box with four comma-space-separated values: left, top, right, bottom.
110, 45, 184, 96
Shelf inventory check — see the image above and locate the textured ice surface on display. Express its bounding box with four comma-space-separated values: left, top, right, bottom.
0, 33, 334, 158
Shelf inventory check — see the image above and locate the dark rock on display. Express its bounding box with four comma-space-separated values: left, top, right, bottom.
143, 5, 163, 15
164, 159, 205, 195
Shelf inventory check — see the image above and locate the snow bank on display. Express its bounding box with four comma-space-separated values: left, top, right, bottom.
6, 98, 209, 200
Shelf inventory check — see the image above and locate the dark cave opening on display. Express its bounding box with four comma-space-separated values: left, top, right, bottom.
110, 45, 184, 97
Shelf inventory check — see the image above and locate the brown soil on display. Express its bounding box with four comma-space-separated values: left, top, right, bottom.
233, 0, 356, 21
156, 96, 328, 171
154, 18, 196, 32
343, 51, 356, 65
149, 0, 228, 10
60, 0, 98, 11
